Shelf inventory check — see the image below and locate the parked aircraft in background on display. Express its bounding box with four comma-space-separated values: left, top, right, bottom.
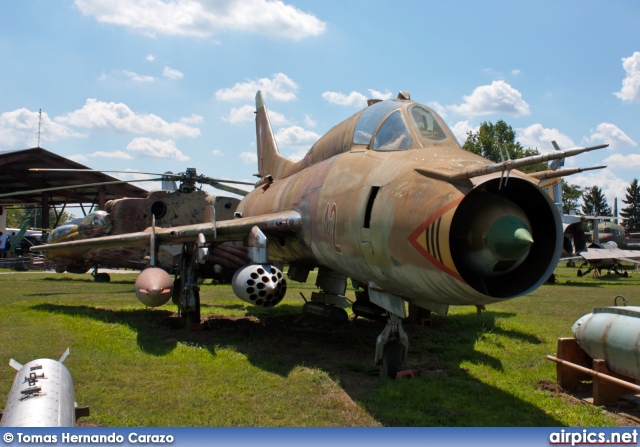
33, 91, 608, 377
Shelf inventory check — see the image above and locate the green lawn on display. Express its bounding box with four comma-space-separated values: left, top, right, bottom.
1, 264, 638, 426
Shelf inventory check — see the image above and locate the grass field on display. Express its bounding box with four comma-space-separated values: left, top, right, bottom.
1, 264, 639, 427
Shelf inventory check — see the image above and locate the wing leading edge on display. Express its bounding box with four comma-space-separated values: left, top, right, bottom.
31, 210, 302, 254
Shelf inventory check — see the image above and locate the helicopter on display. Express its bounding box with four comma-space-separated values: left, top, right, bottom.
35, 167, 252, 283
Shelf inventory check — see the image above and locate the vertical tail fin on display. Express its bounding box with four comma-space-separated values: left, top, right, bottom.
255, 91, 296, 180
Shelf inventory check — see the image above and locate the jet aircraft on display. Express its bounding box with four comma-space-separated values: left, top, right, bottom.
32, 91, 608, 377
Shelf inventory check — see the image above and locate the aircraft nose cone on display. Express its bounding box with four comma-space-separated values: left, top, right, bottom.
486, 215, 533, 260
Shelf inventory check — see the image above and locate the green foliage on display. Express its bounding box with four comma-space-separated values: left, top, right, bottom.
620, 178, 640, 232
462, 120, 547, 173
581, 186, 612, 226
561, 180, 583, 215
6, 205, 74, 229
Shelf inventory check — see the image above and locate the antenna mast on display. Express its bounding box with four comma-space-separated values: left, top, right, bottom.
37, 109, 42, 147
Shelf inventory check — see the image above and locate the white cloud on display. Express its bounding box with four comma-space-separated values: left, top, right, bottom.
88, 150, 133, 159
512, 69, 521, 76
449, 80, 530, 118
74, 0, 326, 40
212, 149, 223, 156
426, 101, 447, 119
583, 123, 636, 150
0, 108, 85, 149
67, 154, 88, 163
121, 70, 156, 82
215, 73, 298, 102
274, 125, 319, 147
516, 124, 575, 153
240, 151, 257, 164
56, 99, 202, 138
570, 169, 630, 208
450, 120, 477, 146
321, 91, 367, 107
304, 114, 316, 127
146, 54, 155, 62
163, 66, 184, 80
614, 52, 640, 103
222, 105, 255, 124
368, 89, 393, 101
603, 153, 640, 169
126, 138, 190, 161
274, 125, 319, 161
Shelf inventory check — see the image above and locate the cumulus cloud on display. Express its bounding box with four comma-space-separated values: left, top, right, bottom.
163, 66, 184, 79
450, 121, 477, 146
570, 169, 630, 208
67, 154, 89, 163
304, 114, 316, 127
603, 153, 640, 169
275, 126, 319, 147
146, 54, 155, 62
55, 99, 202, 138
0, 108, 85, 149
516, 124, 575, 153
321, 91, 367, 107
614, 52, 640, 103
240, 151, 257, 164
121, 70, 156, 82
212, 149, 223, 156
222, 104, 289, 125
215, 73, 298, 102
449, 80, 530, 118
74, 0, 326, 40
126, 137, 190, 161
88, 150, 133, 159
368, 89, 393, 101
583, 122, 636, 150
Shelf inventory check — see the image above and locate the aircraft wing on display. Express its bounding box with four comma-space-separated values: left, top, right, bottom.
578, 248, 640, 262
31, 210, 302, 254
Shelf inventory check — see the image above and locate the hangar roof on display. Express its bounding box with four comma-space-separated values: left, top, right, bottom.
0, 147, 148, 207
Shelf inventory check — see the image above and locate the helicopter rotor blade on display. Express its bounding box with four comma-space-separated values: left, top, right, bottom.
0, 178, 165, 198
28, 168, 255, 186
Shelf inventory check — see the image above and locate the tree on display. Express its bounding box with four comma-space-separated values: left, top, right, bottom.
581, 186, 612, 229
463, 120, 547, 173
6, 206, 74, 229
620, 178, 640, 232
561, 180, 582, 215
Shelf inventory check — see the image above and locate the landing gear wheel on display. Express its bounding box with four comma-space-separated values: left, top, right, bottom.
185, 289, 201, 328
380, 341, 404, 379
93, 273, 111, 282
545, 273, 556, 284
577, 270, 583, 277
623, 271, 629, 278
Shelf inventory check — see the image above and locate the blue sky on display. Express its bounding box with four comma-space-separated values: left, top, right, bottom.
1, 0, 639, 207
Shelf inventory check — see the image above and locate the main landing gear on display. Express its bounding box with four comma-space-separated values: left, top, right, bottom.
91, 266, 110, 283
375, 312, 409, 379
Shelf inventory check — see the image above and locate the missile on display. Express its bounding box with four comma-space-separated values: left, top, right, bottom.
572, 306, 640, 380
1, 349, 88, 427
134, 267, 174, 307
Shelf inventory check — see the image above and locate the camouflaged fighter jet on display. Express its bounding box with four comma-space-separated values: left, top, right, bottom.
32, 91, 608, 377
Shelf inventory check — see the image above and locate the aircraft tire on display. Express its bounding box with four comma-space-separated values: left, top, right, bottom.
185, 288, 201, 328
380, 341, 404, 379
577, 270, 583, 277
94, 273, 111, 282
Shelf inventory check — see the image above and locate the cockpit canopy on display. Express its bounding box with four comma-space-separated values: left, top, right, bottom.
353, 99, 450, 151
